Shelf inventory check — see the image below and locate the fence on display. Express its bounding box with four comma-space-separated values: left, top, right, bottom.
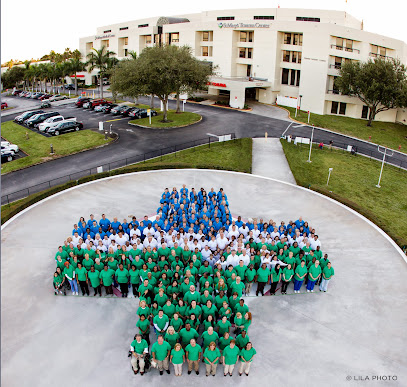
1, 133, 236, 205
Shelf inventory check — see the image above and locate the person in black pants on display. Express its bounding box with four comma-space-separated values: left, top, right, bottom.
76, 262, 90, 296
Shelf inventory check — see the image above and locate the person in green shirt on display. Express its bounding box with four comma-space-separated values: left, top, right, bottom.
281, 263, 294, 294
170, 313, 183, 333
176, 299, 188, 321
201, 300, 217, 321
218, 332, 232, 364
53, 271, 65, 295
204, 342, 221, 376
201, 326, 219, 349
165, 326, 180, 348
128, 265, 140, 298
203, 315, 215, 331
115, 263, 129, 297
130, 334, 148, 375
63, 261, 78, 296
244, 264, 256, 295
154, 288, 169, 307
238, 342, 256, 376
76, 262, 89, 296
184, 285, 200, 305
223, 340, 240, 376
214, 290, 228, 310
294, 260, 307, 293
235, 330, 249, 349
235, 299, 249, 316
306, 260, 322, 292
99, 265, 115, 296
319, 261, 334, 292
185, 338, 202, 375
153, 310, 170, 336
151, 335, 171, 375
138, 279, 153, 303
255, 263, 270, 296
270, 264, 281, 295
170, 343, 185, 376
200, 289, 213, 306
136, 314, 150, 345
82, 254, 95, 271
94, 258, 105, 273
217, 316, 231, 337
55, 246, 69, 261
230, 277, 245, 298
136, 300, 151, 318
179, 323, 199, 347
163, 299, 176, 319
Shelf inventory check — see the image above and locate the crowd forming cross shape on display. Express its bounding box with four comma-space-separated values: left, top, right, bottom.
53, 186, 334, 376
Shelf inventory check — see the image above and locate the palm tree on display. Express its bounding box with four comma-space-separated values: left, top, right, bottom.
37, 63, 49, 92
86, 46, 116, 99
69, 57, 85, 95
71, 49, 82, 61
128, 50, 138, 60
63, 48, 72, 62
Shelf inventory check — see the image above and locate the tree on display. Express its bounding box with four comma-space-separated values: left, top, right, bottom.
336, 58, 407, 126
2, 66, 25, 88
127, 50, 138, 60
69, 57, 85, 95
86, 46, 116, 99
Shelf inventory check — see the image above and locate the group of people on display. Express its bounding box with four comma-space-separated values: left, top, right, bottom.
52, 185, 335, 376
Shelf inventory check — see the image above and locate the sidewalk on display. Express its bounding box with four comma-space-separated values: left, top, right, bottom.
251, 137, 296, 184
247, 101, 291, 121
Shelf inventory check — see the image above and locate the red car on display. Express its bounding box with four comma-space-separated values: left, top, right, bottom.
1, 102, 8, 109
39, 94, 52, 101
90, 99, 107, 109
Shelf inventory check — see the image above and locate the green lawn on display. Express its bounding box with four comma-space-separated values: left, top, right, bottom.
1, 121, 113, 174
1, 138, 252, 223
281, 139, 407, 247
129, 109, 201, 128
283, 106, 407, 154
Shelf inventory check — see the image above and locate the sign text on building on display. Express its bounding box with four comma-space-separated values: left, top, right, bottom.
95, 34, 115, 40
218, 22, 270, 29
207, 82, 227, 87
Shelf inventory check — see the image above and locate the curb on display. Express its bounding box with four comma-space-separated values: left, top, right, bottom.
1, 130, 119, 176
186, 99, 252, 112
128, 115, 203, 129
274, 105, 406, 156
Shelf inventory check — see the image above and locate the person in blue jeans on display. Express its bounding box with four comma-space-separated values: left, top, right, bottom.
307, 260, 322, 292
63, 261, 78, 295
293, 260, 307, 293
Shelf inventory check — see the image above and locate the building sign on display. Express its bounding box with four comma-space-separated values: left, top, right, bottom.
207, 82, 227, 87
95, 34, 115, 40
218, 22, 270, 29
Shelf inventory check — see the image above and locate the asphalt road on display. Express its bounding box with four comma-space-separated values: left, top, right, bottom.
2, 95, 407, 204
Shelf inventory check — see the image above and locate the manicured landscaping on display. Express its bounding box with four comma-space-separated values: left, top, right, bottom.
129, 109, 201, 128
281, 139, 407, 248
1, 121, 113, 174
1, 138, 252, 224
282, 106, 407, 154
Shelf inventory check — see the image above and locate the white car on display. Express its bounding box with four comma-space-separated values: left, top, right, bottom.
38, 116, 77, 132
49, 94, 68, 101
1, 141, 19, 154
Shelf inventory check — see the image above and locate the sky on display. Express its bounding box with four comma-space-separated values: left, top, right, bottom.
1, 0, 407, 63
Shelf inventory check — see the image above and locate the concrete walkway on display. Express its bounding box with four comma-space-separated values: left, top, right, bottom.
252, 137, 297, 184
247, 101, 291, 121
2, 169, 406, 386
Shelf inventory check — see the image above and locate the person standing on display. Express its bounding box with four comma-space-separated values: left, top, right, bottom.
88, 266, 101, 296
204, 341, 221, 377
170, 343, 185, 377
320, 262, 334, 292
238, 342, 256, 376
76, 262, 89, 296
151, 335, 171, 375
269, 264, 281, 295
223, 339, 240, 376
307, 260, 321, 292
281, 263, 294, 294
153, 310, 170, 337
130, 334, 148, 375
63, 261, 78, 296
136, 314, 151, 346
294, 260, 307, 293
185, 338, 202, 375
115, 263, 129, 297
255, 262, 270, 296
99, 265, 115, 296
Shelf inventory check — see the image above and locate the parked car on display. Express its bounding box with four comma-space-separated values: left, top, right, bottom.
64, 84, 75, 90
132, 109, 158, 119
38, 116, 77, 132
83, 101, 92, 109
14, 110, 44, 123
1, 102, 8, 109
102, 104, 118, 113
39, 94, 52, 101
26, 111, 60, 127
47, 121, 83, 136
128, 108, 142, 118
121, 107, 138, 116
75, 97, 91, 107
111, 105, 129, 115
33, 93, 45, 99
12, 90, 22, 96
49, 94, 69, 101
94, 102, 112, 112
18, 91, 28, 98
1, 150, 14, 162
24, 92, 33, 98
1, 141, 19, 154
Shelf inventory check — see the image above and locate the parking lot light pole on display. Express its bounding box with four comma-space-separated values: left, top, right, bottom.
307, 125, 314, 163
376, 146, 394, 188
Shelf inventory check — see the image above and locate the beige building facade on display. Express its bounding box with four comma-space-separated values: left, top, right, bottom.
79, 8, 407, 124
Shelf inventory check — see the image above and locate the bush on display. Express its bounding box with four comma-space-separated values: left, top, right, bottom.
215, 100, 230, 107
188, 96, 205, 102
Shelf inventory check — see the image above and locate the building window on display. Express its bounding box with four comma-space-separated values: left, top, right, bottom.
284, 33, 291, 45
124, 49, 128, 57
282, 69, 289, 85
123, 37, 128, 45
202, 46, 209, 56
334, 57, 342, 69
103, 29, 112, 33
240, 32, 247, 42
203, 31, 209, 41
331, 101, 339, 114
254, 15, 274, 20
138, 24, 149, 28
239, 48, 246, 58
120, 27, 129, 31
102, 40, 109, 48
217, 16, 234, 20
247, 64, 252, 76
283, 51, 290, 62
339, 102, 347, 115
290, 70, 296, 86
283, 32, 303, 46
361, 105, 369, 119
171, 33, 179, 43
247, 48, 253, 59
296, 17, 320, 22
296, 70, 301, 86
291, 51, 298, 63
145, 35, 152, 44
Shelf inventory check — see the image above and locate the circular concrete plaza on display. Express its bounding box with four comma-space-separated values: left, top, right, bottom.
1, 169, 406, 387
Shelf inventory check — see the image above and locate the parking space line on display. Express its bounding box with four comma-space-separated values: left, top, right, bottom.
105, 118, 128, 122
